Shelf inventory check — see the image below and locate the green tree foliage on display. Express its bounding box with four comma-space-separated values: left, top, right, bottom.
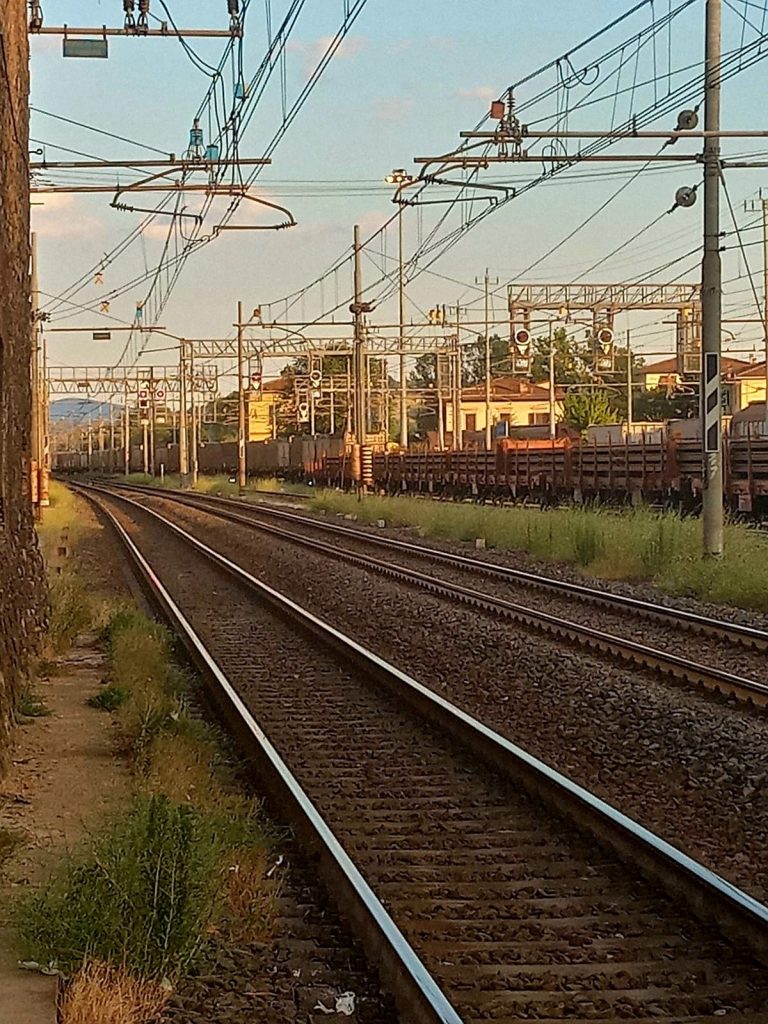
562, 389, 619, 433
632, 386, 697, 421
530, 327, 592, 384
462, 334, 511, 385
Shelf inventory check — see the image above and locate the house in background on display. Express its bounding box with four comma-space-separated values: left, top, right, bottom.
247, 378, 290, 441
638, 356, 767, 414
445, 376, 563, 437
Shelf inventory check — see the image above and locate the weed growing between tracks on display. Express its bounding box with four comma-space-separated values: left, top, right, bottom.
311, 491, 768, 611
20, 602, 279, 1013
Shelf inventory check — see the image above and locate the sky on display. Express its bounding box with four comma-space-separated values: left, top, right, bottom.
29, 0, 768, 382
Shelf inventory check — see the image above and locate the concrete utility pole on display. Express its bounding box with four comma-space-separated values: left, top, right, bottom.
453, 302, 462, 450
123, 382, 130, 475
626, 329, 634, 434
178, 343, 189, 484
30, 233, 41, 512
484, 270, 492, 449
398, 201, 408, 448
548, 321, 556, 441
748, 192, 768, 433
352, 224, 367, 444
701, 0, 723, 557
190, 347, 198, 484
475, 269, 499, 449
237, 300, 247, 492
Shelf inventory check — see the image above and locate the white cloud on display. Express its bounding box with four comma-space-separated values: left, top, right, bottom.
457, 86, 497, 102
373, 96, 413, 123
31, 193, 102, 239
288, 35, 366, 77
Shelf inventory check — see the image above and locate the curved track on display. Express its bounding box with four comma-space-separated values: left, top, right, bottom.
78, 483, 768, 1023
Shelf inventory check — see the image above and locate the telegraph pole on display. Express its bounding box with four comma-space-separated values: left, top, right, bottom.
701, 0, 723, 556
237, 300, 247, 492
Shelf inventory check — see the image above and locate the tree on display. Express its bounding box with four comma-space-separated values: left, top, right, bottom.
530, 327, 591, 385
562, 389, 618, 433
462, 334, 511, 385
633, 386, 697, 421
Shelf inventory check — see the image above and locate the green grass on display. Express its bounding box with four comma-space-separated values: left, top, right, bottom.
87, 685, 131, 713
19, 793, 264, 979
22, 603, 277, 981
15, 687, 50, 719
310, 491, 768, 612
121, 471, 313, 499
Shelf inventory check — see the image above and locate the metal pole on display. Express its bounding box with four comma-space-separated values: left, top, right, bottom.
142, 419, 149, 474
484, 269, 492, 449
30, 232, 41, 512
626, 329, 634, 435
762, 197, 768, 435
109, 401, 115, 471
548, 320, 556, 441
179, 343, 189, 483
353, 224, 366, 444
453, 303, 462, 450
149, 367, 156, 476
123, 384, 130, 475
398, 203, 408, 448
40, 329, 49, 505
436, 352, 445, 450
701, 0, 723, 556
190, 349, 198, 484
237, 300, 247, 492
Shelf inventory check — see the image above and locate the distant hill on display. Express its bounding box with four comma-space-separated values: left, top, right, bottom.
50, 398, 119, 422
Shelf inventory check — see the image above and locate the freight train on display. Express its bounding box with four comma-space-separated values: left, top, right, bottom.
54, 430, 768, 514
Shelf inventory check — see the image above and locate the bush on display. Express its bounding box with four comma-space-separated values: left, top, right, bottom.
87, 685, 131, 713
20, 794, 257, 978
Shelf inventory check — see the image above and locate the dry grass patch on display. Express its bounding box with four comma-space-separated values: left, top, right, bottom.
59, 961, 169, 1024
224, 845, 281, 944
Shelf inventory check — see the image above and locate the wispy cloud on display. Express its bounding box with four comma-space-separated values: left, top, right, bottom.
373, 96, 413, 123
457, 86, 497, 102
31, 194, 102, 239
288, 35, 366, 77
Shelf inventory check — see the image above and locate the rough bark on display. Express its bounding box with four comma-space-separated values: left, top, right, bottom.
0, 1, 46, 770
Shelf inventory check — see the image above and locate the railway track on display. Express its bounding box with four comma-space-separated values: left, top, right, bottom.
105, 482, 768, 707
78, 483, 768, 1023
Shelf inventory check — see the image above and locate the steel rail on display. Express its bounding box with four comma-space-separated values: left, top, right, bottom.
118, 483, 768, 706
112, 481, 768, 651
77, 483, 768, 973
76, 485, 461, 1024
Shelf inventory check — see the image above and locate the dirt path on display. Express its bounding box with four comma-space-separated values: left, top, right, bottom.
0, 490, 133, 1024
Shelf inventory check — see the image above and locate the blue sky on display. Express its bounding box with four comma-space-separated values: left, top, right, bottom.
30, 1, 768, 375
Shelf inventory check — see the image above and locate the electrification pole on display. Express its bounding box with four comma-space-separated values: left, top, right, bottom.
352, 224, 367, 445
179, 343, 189, 484
398, 202, 408, 448
701, 0, 723, 557
548, 320, 556, 441
475, 269, 499, 449
30, 232, 41, 512
123, 383, 130, 476
763, 198, 768, 434
484, 270, 492, 449
237, 300, 246, 492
